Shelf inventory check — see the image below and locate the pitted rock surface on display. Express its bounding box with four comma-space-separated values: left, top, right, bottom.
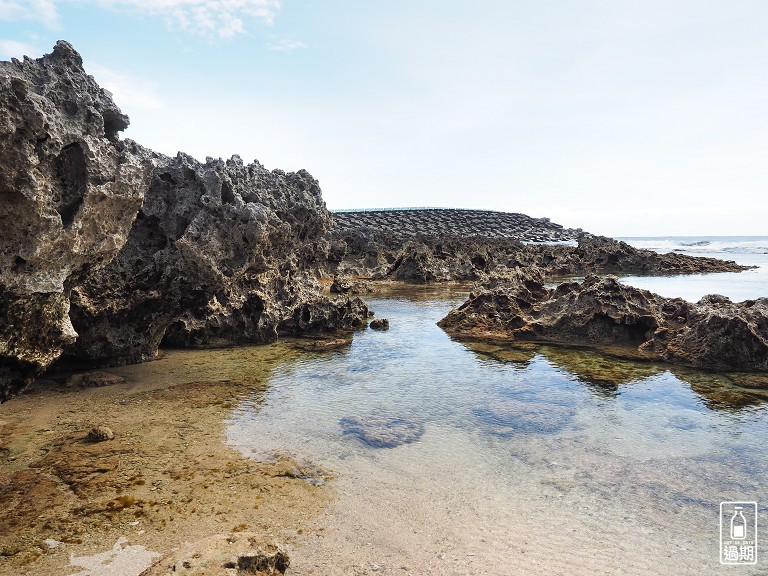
329, 230, 748, 283
0, 41, 153, 400
70, 152, 368, 363
439, 271, 768, 372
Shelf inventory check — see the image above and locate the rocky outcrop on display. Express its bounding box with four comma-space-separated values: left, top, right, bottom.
0, 42, 368, 401
329, 230, 748, 283
69, 152, 368, 363
438, 271, 768, 372
0, 41, 153, 400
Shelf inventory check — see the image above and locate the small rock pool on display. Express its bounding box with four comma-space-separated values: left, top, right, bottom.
227, 284, 768, 576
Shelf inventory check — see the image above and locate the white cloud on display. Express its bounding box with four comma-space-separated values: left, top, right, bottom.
269, 38, 307, 52
86, 62, 164, 112
0, 1, 280, 38
92, 0, 281, 38
0, 39, 42, 59
0, 0, 58, 27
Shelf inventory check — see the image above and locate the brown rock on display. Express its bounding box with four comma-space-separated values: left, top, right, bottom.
439, 271, 768, 372
69, 153, 368, 363
329, 229, 748, 284
87, 425, 114, 442
0, 42, 153, 400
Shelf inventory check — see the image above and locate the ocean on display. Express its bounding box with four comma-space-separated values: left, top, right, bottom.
617, 236, 768, 302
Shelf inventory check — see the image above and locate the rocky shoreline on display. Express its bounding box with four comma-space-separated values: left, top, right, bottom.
0, 42, 368, 402
328, 229, 749, 283
438, 269, 768, 375
0, 41, 757, 402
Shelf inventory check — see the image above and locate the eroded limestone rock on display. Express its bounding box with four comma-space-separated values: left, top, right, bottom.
0, 41, 152, 400
340, 414, 424, 448
329, 231, 749, 283
69, 152, 368, 363
439, 271, 768, 372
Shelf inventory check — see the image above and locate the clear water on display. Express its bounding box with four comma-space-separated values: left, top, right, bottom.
228, 266, 768, 575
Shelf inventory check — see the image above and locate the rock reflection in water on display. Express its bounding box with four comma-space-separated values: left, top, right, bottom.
462, 339, 768, 411
228, 290, 768, 576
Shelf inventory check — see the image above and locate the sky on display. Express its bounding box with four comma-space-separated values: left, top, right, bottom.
1, 1, 766, 236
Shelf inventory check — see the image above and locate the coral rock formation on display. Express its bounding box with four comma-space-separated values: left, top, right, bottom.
329, 230, 748, 283
0, 41, 152, 400
69, 152, 368, 363
439, 271, 768, 372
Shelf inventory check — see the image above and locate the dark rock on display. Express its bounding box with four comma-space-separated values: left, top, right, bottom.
439, 270, 768, 372
340, 415, 424, 448
0, 42, 153, 400
331, 208, 579, 242
69, 152, 368, 362
369, 318, 390, 331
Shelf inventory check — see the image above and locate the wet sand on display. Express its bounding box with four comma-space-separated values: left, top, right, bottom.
0, 343, 329, 575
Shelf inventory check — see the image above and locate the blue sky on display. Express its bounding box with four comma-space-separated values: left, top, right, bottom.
1, 1, 766, 236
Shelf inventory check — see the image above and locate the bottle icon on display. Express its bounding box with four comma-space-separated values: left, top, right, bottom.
731, 506, 747, 540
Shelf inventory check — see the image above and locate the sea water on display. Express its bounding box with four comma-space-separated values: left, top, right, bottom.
227, 240, 768, 575
617, 236, 768, 302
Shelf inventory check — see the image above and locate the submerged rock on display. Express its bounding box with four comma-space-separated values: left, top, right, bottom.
474, 398, 575, 435
66, 371, 125, 388
0, 41, 153, 400
340, 415, 424, 448
439, 270, 768, 372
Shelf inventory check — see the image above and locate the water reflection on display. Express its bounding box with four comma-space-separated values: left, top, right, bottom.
228, 290, 768, 575
458, 339, 768, 411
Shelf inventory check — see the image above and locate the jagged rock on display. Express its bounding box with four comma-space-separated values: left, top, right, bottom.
69, 152, 368, 362
369, 318, 389, 330
439, 271, 768, 372
0, 42, 152, 401
330, 276, 375, 295
340, 414, 424, 448
330, 229, 748, 284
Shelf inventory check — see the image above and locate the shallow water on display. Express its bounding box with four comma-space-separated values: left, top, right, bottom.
228, 284, 768, 575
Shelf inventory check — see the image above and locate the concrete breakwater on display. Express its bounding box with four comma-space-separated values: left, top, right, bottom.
331, 208, 581, 242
